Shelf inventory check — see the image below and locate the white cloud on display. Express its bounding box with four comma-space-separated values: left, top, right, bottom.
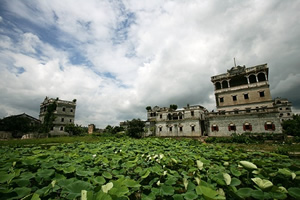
0, 0, 300, 128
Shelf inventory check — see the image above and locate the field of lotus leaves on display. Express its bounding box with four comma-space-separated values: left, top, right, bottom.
0, 137, 300, 200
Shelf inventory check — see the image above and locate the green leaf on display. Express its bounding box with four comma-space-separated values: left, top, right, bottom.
93, 176, 106, 185
223, 173, 231, 185
230, 177, 241, 187
109, 185, 129, 197
36, 169, 55, 179
161, 185, 174, 196
76, 169, 94, 177
102, 171, 112, 179
230, 167, 242, 177
31, 193, 41, 200
123, 179, 140, 188
141, 170, 151, 179
13, 187, 31, 199
0, 172, 15, 183
183, 178, 188, 190
252, 177, 273, 190
183, 191, 198, 200
251, 190, 264, 199
63, 166, 76, 174
288, 187, 300, 199
236, 188, 253, 198
196, 185, 218, 198
62, 180, 93, 199
240, 161, 257, 170
173, 194, 184, 200
102, 182, 113, 193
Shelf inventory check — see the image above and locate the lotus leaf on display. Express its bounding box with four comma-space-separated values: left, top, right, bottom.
252, 177, 273, 190
240, 161, 257, 170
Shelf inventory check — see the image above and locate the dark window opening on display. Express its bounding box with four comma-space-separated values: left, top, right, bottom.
159, 127, 162, 132
222, 81, 228, 89
246, 108, 251, 113
259, 91, 265, 97
230, 75, 248, 87
220, 97, 224, 103
160, 114, 162, 119
179, 127, 183, 132
249, 75, 257, 83
191, 126, 195, 132
287, 113, 290, 116
70, 109, 73, 112
215, 82, 221, 90
173, 113, 178, 120
168, 114, 172, 120
179, 113, 183, 119
232, 95, 237, 101
286, 107, 290, 110
265, 123, 275, 131
62, 107, 66, 112
169, 127, 172, 132
61, 118, 64, 122
191, 111, 194, 116
243, 124, 252, 131
258, 73, 266, 82
60, 126, 64, 131
279, 108, 282, 110
70, 119, 72, 122
234, 109, 239, 114
211, 125, 219, 132
244, 94, 249, 99
228, 125, 236, 131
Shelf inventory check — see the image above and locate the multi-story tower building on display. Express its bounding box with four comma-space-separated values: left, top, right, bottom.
39, 97, 76, 133
273, 97, 293, 122
208, 64, 283, 135
211, 64, 273, 112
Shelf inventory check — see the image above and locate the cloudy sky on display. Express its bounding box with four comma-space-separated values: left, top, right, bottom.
0, 0, 299, 128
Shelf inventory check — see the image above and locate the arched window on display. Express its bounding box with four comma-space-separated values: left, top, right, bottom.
215, 82, 221, 90
167, 113, 172, 120
211, 125, 219, 132
249, 74, 256, 83
229, 75, 248, 87
222, 81, 228, 88
243, 123, 252, 131
228, 123, 236, 131
258, 73, 266, 82
264, 122, 275, 131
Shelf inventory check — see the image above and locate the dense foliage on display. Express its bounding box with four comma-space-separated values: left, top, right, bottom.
126, 119, 145, 138
0, 138, 299, 200
65, 124, 87, 136
282, 114, 300, 136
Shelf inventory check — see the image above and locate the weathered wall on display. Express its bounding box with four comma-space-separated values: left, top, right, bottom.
208, 112, 282, 136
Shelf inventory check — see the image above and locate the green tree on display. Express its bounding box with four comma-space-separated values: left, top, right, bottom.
65, 124, 86, 136
112, 126, 125, 134
104, 125, 113, 133
126, 118, 145, 138
169, 104, 178, 110
146, 106, 152, 111
282, 114, 300, 136
40, 101, 57, 133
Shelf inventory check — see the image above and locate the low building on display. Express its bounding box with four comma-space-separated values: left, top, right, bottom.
39, 97, 76, 134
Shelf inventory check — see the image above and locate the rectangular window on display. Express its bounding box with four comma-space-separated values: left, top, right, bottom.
191, 111, 194, 116
159, 127, 162, 132
244, 94, 249, 99
179, 127, 183, 132
259, 91, 265, 97
60, 126, 64, 131
61, 118, 64, 122
169, 127, 172, 132
220, 97, 224, 103
246, 108, 251, 113
191, 126, 195, 132
228, 125, 236, 131
62, 107, 66, 112
70, 119, 72, 122
232, 95, 237, 101
160, 114, 162, 119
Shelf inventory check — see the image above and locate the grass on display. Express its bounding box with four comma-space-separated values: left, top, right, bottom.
0, 135, 110, 146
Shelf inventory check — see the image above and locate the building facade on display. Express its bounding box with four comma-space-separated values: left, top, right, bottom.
39, 97, 76, 133
146, 63, 292, 137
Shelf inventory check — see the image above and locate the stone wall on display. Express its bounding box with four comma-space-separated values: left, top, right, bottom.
0, 131, 12, 139
208, 112, 282, 136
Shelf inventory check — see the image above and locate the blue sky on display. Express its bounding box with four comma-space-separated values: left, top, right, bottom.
0, 0, 300, 128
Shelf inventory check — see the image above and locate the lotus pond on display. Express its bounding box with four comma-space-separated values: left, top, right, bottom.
0, 137, 299, 200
